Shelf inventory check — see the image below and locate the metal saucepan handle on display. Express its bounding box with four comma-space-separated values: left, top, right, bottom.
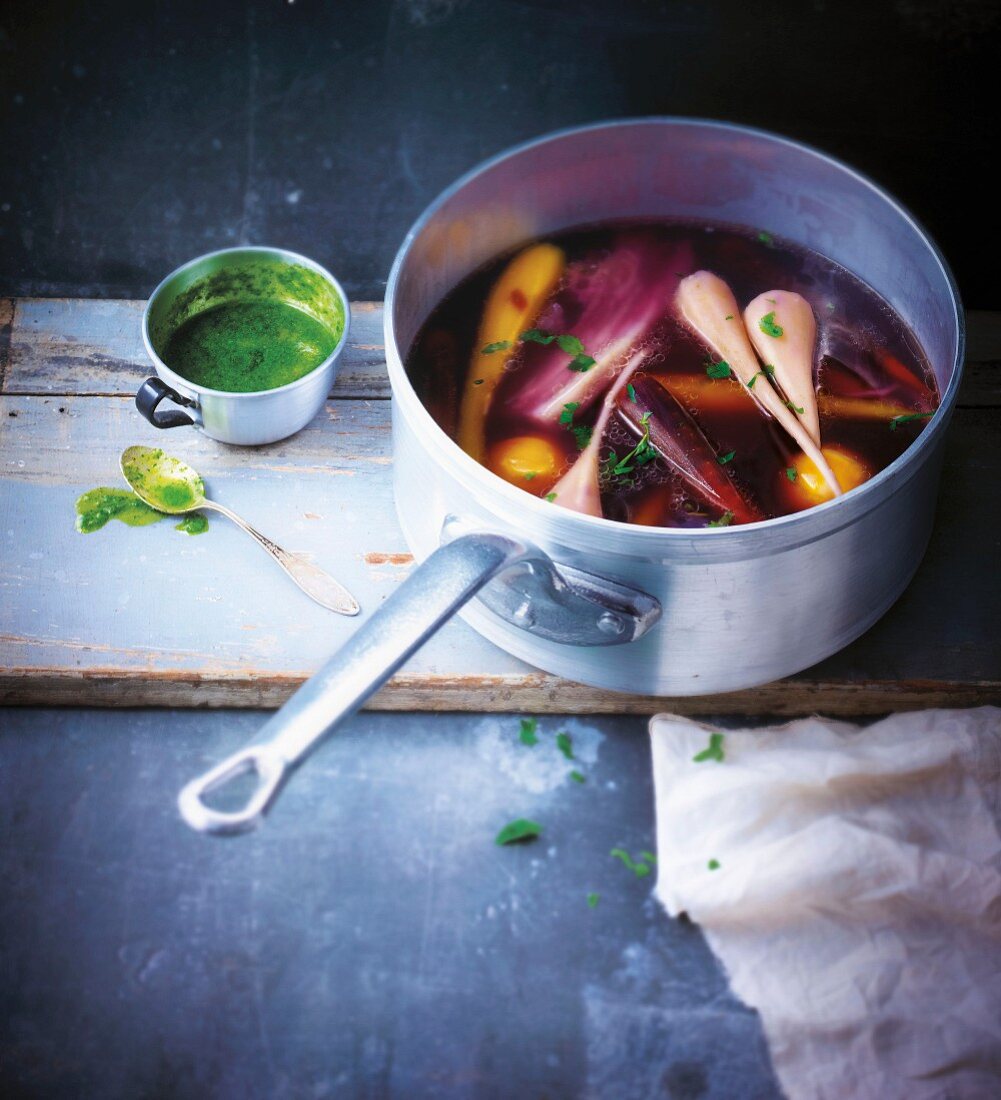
136, 377, 200, 429
178, 529, 660, 836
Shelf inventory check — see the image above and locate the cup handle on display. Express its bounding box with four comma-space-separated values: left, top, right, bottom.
135, 377, 199, 429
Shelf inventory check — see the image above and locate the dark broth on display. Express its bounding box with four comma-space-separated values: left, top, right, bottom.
406, 221, 938, 527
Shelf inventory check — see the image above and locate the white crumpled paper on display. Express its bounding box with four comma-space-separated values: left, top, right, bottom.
650, 708, 1001, 1100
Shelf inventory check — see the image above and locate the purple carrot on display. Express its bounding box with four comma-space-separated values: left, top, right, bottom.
506, 233, 693, 423
617, 377, 762, 525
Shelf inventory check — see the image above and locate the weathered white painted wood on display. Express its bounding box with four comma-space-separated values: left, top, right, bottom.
1, 299, 999, 713
2, 299, 389, 399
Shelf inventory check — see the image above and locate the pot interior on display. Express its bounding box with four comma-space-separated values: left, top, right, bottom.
389, 120, 961, 399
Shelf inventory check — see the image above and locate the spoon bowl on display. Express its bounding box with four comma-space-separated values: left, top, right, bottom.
120, 445, 206, 513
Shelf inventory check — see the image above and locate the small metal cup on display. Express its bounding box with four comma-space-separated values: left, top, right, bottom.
138, 246, 350, 446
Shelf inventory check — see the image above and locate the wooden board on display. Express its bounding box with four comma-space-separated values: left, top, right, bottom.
1, 298, 999, 715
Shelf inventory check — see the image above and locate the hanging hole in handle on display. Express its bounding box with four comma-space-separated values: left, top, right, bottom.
178, 745, 286, 836
136, 377, 198, 429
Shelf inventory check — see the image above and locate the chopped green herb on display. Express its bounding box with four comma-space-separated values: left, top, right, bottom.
707, 511, 734, 528
521, 329, 594, 372
705, 358, 732, 380
559, 401, 580, 426
784, 400, 805, 414
572, 425, 593, 450
693, 731, 726, 763
724, 314, 733, 320
785, 466, 798, 482
708, 859, 721, 871
570, 770, 586, 784
519, 717, 539, 746
587, 892, 600, 908
610, 848, 653, 878
481, 340, 512, 355
764, 364, 776, 376
545, 492, 557, 502
758, 312, 784, 338
556, 334, 585, 357
523, 472, 536, 481
765, 297, 776, 304
556, 731, 574, 760
520, 328, 556, 346
717, 450, 736, 465
601, 411, 657, 485
626, 383, 637, 403
640, 851, 657, 864
889, 411, 934, 431
757, 230, 774, 246
495, 819, 542, 846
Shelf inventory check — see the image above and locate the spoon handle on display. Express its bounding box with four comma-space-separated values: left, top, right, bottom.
201, 501, 360, 616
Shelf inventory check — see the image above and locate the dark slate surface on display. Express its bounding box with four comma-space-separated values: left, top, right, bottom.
0, 708, 780, 1099
0, 0, 998, 305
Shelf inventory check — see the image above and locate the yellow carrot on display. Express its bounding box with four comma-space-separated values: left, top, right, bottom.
457, 243, 565, 462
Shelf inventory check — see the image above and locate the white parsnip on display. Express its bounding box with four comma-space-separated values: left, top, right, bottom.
549, 351, 646, 517
745, 290, 821, 446
675, 272, 841, 497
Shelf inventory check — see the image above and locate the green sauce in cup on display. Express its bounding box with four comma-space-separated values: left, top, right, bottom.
152, 255, 346, 394
163, 300, 339, 393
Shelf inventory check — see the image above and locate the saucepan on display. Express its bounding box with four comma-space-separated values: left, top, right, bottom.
178, 118, 964, 835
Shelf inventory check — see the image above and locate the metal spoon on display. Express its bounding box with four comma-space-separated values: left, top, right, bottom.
120, 445, 360, 616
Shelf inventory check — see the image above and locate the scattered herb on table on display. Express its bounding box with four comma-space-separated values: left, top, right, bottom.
717, 450, 736, 465
758, 311, 784, 338
610, 848, 653, 878
570, 770, 586, 784
587, 892, 600, 908
519, 717, 539, 746
693, 731, 726, 763
708, 859, 721, 871
481, 340, 512, 355
707, 511, 734, 528
545, 492, 557, 502
757, 231, 774, 246
640, 851, 657, 864
495, 819, 542, 846
556, 731, 574, 760
889, 411, 934, 431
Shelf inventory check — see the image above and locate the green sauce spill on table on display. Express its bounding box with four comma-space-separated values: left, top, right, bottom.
174, 514, 208, 536
75, 488, 208, 535
163, 300, 338, 392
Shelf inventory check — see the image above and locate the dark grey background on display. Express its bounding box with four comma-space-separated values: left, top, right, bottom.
1, 709, 781, 1099
0, 0, 997, 304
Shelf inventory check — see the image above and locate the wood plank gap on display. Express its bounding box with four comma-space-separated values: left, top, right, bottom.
0, 299, 15, 392
2, 670, 999, 716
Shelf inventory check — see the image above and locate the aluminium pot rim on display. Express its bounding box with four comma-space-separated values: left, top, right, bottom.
141, 244, 352, 401
384, 117, 965, 549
